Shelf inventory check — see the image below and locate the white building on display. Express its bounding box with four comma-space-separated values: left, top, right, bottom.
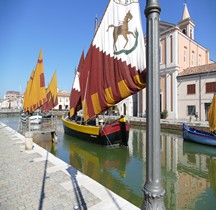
1, 91, 22, 109
177, 63, 216, 121
55, 90, 70, 110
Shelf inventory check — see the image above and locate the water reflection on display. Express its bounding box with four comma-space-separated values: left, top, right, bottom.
209, 159, 216, 196
1, 117, 216, 209
62, 128, 216, 209
181, 141, 216, 209
63, 133, 143, 204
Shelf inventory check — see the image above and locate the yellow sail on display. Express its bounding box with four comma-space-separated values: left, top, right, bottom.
23, 70, 35, 112
41, 71, 58, 111
47, 71, 58, 107
208, 94, 216, 132
29, 50, 47, 112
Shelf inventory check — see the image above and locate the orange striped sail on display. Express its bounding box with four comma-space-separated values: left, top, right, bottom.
23, 69, 35, 112
29, 50, 47, 112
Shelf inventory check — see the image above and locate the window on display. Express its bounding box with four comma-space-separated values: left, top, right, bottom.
187, 84, 196, 94
170, 35, 173, 63
190, 28, 193, 39
182, 29, 186, 35
191, 51, 194, 66
184, 47, 187, 63
206, 82, 216, 93
159, 43, 162, 64
198, 54, 201, 65
187, 106, 196, 115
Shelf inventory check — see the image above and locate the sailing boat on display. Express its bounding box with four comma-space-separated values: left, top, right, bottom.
62, 0, 146, 146
183, 94, 216, 146
22, 50, 58, 124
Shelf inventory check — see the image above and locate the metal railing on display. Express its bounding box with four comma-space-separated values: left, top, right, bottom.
19, 115, 57, 134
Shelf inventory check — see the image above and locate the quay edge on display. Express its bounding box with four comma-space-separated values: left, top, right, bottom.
128, 117, 209, 132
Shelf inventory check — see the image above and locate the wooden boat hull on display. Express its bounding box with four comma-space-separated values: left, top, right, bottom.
182, 124, 216, 147
62, 116, 130, 146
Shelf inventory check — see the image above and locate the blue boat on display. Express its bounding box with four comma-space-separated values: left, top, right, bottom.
182, 123, 216, 147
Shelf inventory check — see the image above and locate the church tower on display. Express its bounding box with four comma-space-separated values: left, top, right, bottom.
178, 3, 195, 39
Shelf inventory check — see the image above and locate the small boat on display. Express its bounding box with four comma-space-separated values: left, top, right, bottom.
182, 124, 216, 147
29, 113, 42, 124
62, 0, 146, 147
22, 50, 58, 125
20, 112, 42, 124
183, 94, 216, 146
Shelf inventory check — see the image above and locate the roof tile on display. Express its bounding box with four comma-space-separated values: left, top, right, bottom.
178, 63, 216, 77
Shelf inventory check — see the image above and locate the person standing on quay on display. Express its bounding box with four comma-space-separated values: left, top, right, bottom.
195, 112, 199, 121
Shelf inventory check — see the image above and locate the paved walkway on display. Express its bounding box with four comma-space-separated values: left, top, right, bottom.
0, 122, 139, 210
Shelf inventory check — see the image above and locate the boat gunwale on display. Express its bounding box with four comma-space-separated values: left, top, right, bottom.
62, 116, 100, 136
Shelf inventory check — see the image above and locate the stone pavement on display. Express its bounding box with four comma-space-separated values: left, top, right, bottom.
0, 122, 139, 210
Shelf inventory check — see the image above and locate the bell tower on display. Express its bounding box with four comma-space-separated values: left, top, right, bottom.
178, 3, 195, 40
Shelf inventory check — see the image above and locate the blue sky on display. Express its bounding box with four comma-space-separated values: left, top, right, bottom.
0, 0, 215, 99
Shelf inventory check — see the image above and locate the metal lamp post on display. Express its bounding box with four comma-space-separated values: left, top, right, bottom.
142, 0, 165, 209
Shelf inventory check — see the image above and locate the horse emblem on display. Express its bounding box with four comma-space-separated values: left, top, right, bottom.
106, 10, 138, 55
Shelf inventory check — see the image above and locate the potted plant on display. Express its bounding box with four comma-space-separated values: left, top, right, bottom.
160, 109, 168, 119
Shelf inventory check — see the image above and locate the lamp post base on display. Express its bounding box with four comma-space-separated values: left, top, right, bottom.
142, 192, 165, 210
141, 183, 165, 210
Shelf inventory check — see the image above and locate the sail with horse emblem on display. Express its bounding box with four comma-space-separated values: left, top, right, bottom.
62, 0, 146, 146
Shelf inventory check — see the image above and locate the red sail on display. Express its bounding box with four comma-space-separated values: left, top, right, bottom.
79, 0, 146, 121
69, 51, 85, 117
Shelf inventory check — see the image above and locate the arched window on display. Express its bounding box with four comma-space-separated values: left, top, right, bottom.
190, 28, 193, 39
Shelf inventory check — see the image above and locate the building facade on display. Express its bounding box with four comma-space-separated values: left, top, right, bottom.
177, 63, 216, 121
0, 91, 22, 109
55, 90, 70, 110
4, 91, 21, 100
137, 3, 212, 119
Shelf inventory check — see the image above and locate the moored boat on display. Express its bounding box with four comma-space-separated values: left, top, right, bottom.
62, 0, 146, 147
20, 112, 42, 124
62, 115, 130, 146
183, 94, 216, 146
21, 50, 58, 125
182, 123, 216, 147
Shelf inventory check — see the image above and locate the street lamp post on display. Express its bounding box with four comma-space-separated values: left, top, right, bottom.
142, 0, 165, 209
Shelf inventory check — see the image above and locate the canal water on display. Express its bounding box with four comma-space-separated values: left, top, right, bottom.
1, 117, 216, 209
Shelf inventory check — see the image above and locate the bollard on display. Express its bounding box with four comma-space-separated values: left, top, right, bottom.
25, 131, 33, 150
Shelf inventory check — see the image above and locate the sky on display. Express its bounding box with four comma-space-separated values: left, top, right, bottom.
0, 0, 216, 99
